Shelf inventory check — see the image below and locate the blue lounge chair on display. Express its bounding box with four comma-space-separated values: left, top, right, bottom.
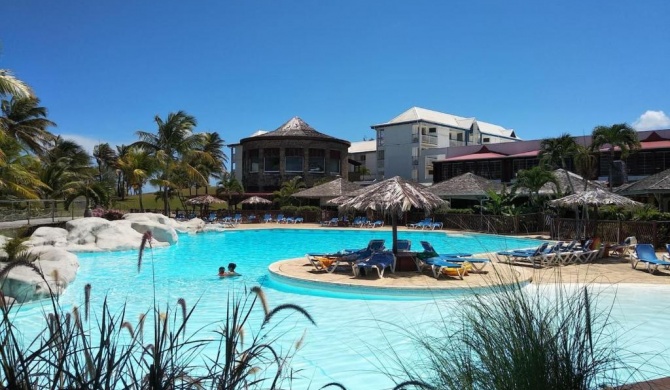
421, 257, 466, 280
284, 216, 295, 224
307, 239, 385, 273
320, 217, 338, 226
206, 212, 218, 223
420, 241, 472, 258
293, 217, 304, 223
353, 252, 396, 278
409, 218, 431, 229
262, 213, 273, 223
396, 239, 411, 252
497, 242, 552, 267
368, 220, 384, 228
276, 214, 285, 224
633, 244, 670, 274
232, 214, 242, 224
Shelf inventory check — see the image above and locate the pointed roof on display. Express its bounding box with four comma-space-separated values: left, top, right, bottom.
371, 107, 516, 139
618, 167, 670, 195
241, 117, 350, 146
537, 169, 607, 195
428, 172, 502, 199
293, 178, 362, 199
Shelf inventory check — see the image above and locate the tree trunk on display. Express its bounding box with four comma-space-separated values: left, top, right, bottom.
139, 186, 144, 212
391, 213, 398, 255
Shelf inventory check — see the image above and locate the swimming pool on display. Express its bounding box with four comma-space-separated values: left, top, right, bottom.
11, 229, 670, 388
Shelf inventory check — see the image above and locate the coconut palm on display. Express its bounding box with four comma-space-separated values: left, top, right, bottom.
513, 165, 558, 207
117, 147, 156, 212
0, 137, 48, 199
591, 123, 641, 189
134, 111, 206, 215
216, 173, 244, 211
273, 176, 305, 207
0, 97, 56, 156
573, 144, 598, 191
115, 144, 132, 198
185, 131, 227, 195
93, 143, 118, 182
539, 133, 578, 193
0, 69, 33, 99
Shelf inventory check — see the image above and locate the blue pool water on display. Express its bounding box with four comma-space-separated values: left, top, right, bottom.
11, 229, 670, 388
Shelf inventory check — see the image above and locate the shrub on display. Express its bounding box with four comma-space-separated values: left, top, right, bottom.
297, 205, 320, 222
91, 207, 125, 221
280, 205, 298, 216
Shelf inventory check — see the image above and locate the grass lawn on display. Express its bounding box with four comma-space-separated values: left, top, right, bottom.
112, 186, 232, 212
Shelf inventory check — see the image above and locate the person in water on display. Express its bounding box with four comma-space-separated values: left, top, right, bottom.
218, 263, 240, 277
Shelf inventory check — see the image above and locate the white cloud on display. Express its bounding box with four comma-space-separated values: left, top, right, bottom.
632, 110, 670, 131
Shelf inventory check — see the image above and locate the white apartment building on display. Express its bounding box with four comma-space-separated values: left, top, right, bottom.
370, 107, 519, 183
348, 140, 377, 182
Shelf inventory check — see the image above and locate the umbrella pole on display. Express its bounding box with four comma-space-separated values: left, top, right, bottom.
392, 213, 398, 255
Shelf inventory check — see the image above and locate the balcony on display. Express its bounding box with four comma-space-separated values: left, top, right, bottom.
449, 140, 466, 147
421, 134, 438, 146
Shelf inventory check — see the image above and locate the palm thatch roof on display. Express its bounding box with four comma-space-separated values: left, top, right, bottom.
617, 167, 670, 196
185, 195, 226, 205
239, 196, 272, 205
428, 172, 502, 199
539, 169, 606, 195
549, 188, 643, 208
339, 176, 446, 216
293, 178, 362, 199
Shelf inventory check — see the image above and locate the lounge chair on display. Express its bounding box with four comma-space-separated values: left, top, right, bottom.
611, 236, 637, 259
396, 239, 411, 252
424, 258, 466, 280
307, 239, 386, 273
262, 214, 273, 223
206, 212, 218, 223
368, 220, 384, 228
284, 216, 295, 224
417, 241, 488, 270
632, 244, 670, 274
353, 252, 396, 278
232, 214, 242, 224
276, 214, 286, 224
352, 217, 369, 227
320, 217, 338, 226
497, 242, 553, 267
294, 217, 304, 223
175, 211, 187, 221
409, 218, 431, 229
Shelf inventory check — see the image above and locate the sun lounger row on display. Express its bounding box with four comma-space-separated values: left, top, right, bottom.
496, 240, 602, 267
319, 217, 384, 227
259, 214, 303, 223
307, 239, 491, 280
408, 218, 443, 230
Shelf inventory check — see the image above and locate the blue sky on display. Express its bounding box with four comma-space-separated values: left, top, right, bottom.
2, 1, 669, 161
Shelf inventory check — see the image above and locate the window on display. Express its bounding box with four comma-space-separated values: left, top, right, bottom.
359, 154, 366, 162
456, 133, 463, 141
483, 137, 490, 143
377, 129, 385, 147
329, 150, 341, 174
248, 149, 259, 173
264, 148, 280, 172
285, 148, 303, 173
377, 150, 385, 160
308, 148, 325, 173
428, 127, 436, 134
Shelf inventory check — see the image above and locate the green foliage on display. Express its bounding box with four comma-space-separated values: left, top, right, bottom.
0, 236, 31, 262
403, 282, 624, 390
280, 205, 298, 216
513, 165, 557, 208
479, 187, 517, 215
273, 176, 305, 207
297, 205, 320, 221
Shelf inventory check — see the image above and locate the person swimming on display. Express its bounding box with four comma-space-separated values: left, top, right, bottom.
218, 263, 240, 277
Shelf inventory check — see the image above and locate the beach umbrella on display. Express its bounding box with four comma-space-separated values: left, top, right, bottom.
239, 196, 272, 213
326, 195, 352, 206
185, 195, 226, 205
549, 188, 643, 239
338, 176, 446, 254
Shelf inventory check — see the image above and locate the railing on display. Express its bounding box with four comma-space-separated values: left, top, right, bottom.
422, 134, 438, 146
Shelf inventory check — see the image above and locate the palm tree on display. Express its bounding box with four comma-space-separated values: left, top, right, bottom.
0, 97, 56, 156
115, 144, 132, 198
539, 133, 578, 193
134, 111, 205, 215
216, 173, 244, 211
590, 123, 641, 189
117, 147, 156, 212
573, 144, 598, 191
512, 165, 558, 207
0, 69, 33, 98
93, 143, 118, 183
273, 176, 305, 207
0, 137, 48, 199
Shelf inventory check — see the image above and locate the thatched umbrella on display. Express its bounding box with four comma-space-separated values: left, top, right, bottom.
326, 195, 352, 206
186, 195, 226, 206
549, 188, 643, 240
293, 178, 362, 206
186, 195, 226, 215
338, 176, 446, 254
239, 196, 272, 213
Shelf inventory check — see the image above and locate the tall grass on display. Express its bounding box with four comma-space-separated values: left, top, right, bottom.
0, 230, 320, 389
398, 276, 632, 390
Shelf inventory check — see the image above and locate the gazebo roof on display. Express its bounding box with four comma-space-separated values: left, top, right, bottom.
428, 172, 502, 199
293, 178, 362, 199
247, 117, 349, 145
537, 169, 606, 195
618, 167, 670, 195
